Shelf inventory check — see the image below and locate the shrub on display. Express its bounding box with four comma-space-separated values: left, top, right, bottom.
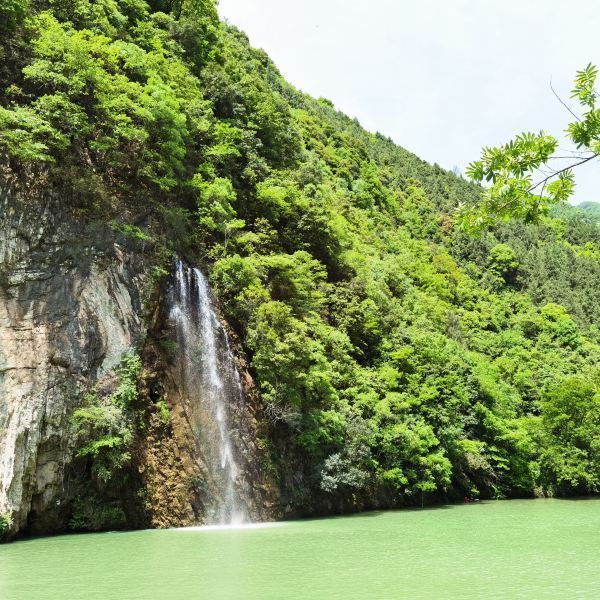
68, 494, 127, 532
155, 399, 171, 425
0, 512, 13, 539
71, 353, 141, 483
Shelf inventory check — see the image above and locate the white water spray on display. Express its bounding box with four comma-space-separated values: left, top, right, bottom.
170, 261, 247, 524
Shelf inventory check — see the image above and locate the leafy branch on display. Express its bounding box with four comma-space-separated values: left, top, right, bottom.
461, 63, 600, 230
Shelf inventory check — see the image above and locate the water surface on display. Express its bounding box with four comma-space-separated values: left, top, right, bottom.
1, 499, 598, 599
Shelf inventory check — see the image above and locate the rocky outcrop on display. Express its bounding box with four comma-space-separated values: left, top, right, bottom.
0, 174, 148, 536
0, 172, 280, 538
136, 270, 280, 528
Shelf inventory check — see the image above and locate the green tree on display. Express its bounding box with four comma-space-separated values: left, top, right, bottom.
464, 64, 599, 228
194, 175, 245, 250
540, 377, 600, 493
0, 0, 28, 31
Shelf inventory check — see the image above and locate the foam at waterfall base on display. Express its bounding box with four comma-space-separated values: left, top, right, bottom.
170, 521, 281, 532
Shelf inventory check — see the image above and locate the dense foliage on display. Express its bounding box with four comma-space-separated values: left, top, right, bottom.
71, 353, 142, 485
2, 0, 599, 511
69, 353, 143, 530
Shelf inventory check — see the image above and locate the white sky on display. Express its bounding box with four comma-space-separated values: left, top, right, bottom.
218, 0, 600, 204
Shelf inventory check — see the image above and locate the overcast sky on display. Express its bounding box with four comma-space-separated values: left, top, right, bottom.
218, 0, 600, 204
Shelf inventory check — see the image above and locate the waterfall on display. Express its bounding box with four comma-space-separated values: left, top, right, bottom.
169, 261, 247, 525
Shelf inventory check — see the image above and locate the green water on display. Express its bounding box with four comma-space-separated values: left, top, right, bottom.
1, 499, 599, 599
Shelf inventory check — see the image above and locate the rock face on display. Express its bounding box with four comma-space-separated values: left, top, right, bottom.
0, 174, 279, 538
0, 176, 148, 535
136, 265, 280, 528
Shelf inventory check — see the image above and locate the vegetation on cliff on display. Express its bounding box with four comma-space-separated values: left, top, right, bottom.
1, 0, 599, 515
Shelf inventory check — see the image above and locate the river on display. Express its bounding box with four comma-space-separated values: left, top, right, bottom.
1, 498, 598, 599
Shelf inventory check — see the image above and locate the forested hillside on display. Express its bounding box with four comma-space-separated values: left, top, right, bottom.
1, 0, 599, 521
578, 201, 600, 220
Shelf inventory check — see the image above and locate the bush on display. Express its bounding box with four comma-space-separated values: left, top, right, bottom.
155, 399, 171, 425
0, 512, 13, 539
68, 494, 127, 532
72, 398, 133, 483
71, 354, 141, 483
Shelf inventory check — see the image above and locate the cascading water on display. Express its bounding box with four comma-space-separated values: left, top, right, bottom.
169, 261, 247, 525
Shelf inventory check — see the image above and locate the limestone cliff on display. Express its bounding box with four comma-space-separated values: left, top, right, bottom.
0, 171, 149, 535
0, 172, 278, 539
137, 284, 280, 528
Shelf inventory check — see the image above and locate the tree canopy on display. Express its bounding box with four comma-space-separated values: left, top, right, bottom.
2, 0, 600, 515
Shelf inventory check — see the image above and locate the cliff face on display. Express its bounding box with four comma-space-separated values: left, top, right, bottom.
138, 293, 280, 528
0, 174, 148, 535
0, 175, 278, 538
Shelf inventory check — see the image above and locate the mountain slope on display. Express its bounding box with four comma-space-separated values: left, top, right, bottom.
1, 0, 599, 537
